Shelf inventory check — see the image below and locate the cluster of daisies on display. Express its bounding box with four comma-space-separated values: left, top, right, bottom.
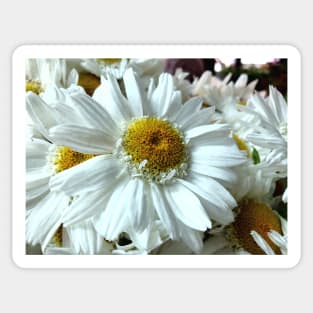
25, 58, 288, 255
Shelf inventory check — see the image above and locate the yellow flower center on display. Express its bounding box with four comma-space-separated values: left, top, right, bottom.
53, 146, 95, 173
232, 133, 249, 155
53, 225, 63, 247
121, 117, 188, 182
78, 73, 101, 96
237, 99, 247, 106
97, 58, 122, 65
232, 200, 282, 254
26, 80, 42, 94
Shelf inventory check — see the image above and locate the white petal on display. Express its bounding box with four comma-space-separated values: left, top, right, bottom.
26, 192, 67, 247
123, 68, 144, 117
125, 178, 151, 232
164, 183, 212, 231
67, 220, 104, 254
191, 144, 247, 167
49, 124, 115, 154
26, 92, 59, 137
174, 97, 203, 125
176, 224, 203, 254
190, 162, 237, 185
106, 74, 132, 120
268, 230, 287, 250
70, 93, 120, 136
26, 168, 51, 201
26, 138, 50, 170
93, 178, 130, 240
164, 91, 183, 121
63, 188, 113, 226
250, 230, 275, 255
177, 175, 236, 224
180, 106, 215, 131
149, 183, 179, 239
150, 73, 174, 117
50, 155, 121, 195
185, 124, 230, 141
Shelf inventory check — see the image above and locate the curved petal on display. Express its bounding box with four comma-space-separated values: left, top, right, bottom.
179, 174, 237, 211
49, 124, 115, 154
250, 230, 275, 255
63, 187, 114, 226
180, 106, 215, 131
190, 162, 237, 185
50, 155, 121, 195
174, 97, 203, 125
93, 177, 130, 240
69, 93, 120, 136
163, 183, 212, 231
123, 69, 144, 117
66, 220, 104, 254
125, 178, 151, 232
150, 73, 174, 117
149, 183, 179, 239
191, 144, 247, 167
26, 192, 67, 249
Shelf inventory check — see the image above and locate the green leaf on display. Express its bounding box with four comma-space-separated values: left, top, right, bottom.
252, 148, 261, 164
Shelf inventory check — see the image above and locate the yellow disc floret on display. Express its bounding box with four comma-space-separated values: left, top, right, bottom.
232, 200, 282, 254
53, 146, 95, 173
122, 117, 188, 182
26, 80, 42, 94
78, 73, 101, 96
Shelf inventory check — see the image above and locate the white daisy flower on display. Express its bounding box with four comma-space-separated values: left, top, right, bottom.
203, 199, 287, 255
80, 58, 165, 80
46, 69, 246, 253
244, 86, 288, 177
192, 71, 257, 110
26, 88, 107, 253
26, 59, 70, 94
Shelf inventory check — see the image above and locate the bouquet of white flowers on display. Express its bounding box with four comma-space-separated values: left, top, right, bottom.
25, 57, 288, 256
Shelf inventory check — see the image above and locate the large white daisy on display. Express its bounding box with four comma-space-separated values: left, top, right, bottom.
26, 86, 109, 253
43, 69, 247, 253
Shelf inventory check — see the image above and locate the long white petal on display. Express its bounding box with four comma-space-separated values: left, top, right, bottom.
93, 178, 130, 240
69, 93, 120, 136
149, 183, 179, 239
49, 124, 115, 154
150, 73, 174, 117
123, 69, 144, 117
250, 230, 275, 255
174, 97, 203, 125
50, 155, 121, 195
164, 183, 212, 231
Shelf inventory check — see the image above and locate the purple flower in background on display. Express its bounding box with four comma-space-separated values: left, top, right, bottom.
165, 59, 205, 81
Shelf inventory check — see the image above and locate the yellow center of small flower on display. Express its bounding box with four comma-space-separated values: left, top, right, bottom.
232, 133, 250, 156
232, 200, 282, 254
26, 80, 42, 94
53, 146, 95, 173
122, 117, 187, 181
237, 99, 247, 106
78, 73, 101, 96
97, 58, 122, 65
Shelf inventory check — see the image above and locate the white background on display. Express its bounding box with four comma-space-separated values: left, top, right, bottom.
1, 1, 311, 312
